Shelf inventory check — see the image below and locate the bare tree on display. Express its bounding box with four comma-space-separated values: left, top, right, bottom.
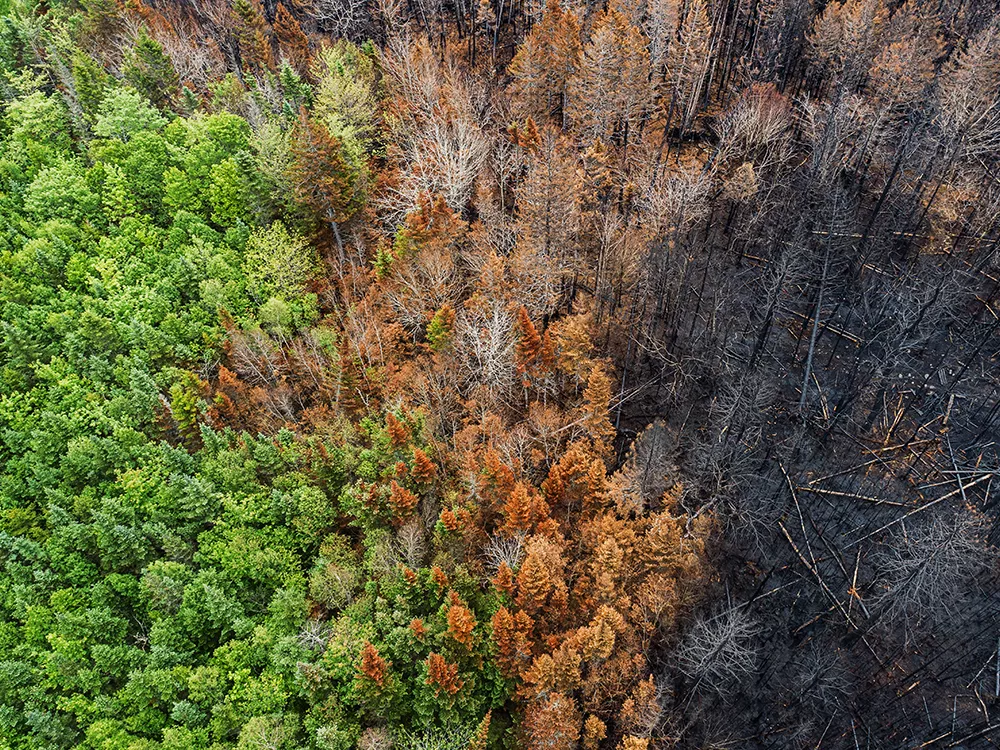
311, 0, 373, 39
676, 605, 761, 695
870, 509, 994, 635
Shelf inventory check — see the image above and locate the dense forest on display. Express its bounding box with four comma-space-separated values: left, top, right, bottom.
1, 0, 1000, 747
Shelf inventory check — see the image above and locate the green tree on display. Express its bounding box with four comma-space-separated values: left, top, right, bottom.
289, 112, 364, 266
23, 159, 100, 224
123, 29, 179, 109
93, 88, 166, 142
242, 220, 317, 302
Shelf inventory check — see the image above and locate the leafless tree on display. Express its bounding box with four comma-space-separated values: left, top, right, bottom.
311, 0, 373, 39
397, 520, 428, 567
870, 509, 994, 635
676, 605, 761, 695
297, 618, 333, 651
484, 532, 525, 572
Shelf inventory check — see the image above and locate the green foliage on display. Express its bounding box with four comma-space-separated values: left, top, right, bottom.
0, 7, 516, 749
93, 88, 166, 142
123, 29, 178, 109
426, 305, 456, 352
23, 159, 100, 224
242, 221, 316, 303
311, 40, 382, 164
70, 49, 110, 120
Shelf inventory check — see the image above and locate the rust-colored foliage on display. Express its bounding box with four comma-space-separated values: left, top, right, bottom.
620, 675, 661, 736
516, 550, 553, 612
426, 652, 464, 696
386, 412, 410, 448
431, 565, 450, 594
409, 618, 427, 640
273, 2, 309, 72
231, 0, 274, 73
582, 715, 607, 750
492, 561, 516, 595
388, 480, 419, 522
508, 0, 583, 123
480, 449, 518, 510
446, 591, 477, 649
469, 710, 492, 750
396, 194, 468, 256
358, 642, 389, 687
516, 306, 544, 383
411, 447, 437, 482
541, 441, 608, 517
289, 111, 361, 254
502, 481, 536, 535
581, 363, 615, 450
492, 606, 535, 678
523, 692, 581, 750
440, 507, 461, 532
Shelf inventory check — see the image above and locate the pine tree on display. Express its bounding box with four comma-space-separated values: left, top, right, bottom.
582, 716, 607, 750
516, 306, 543, 383
620, 676, 661, 737
492, 561, 516, 595
516, 547, 553, 612
523, 692, 581, 750
502, 481, 536, 535
410, 618, 428, 640
289, 110, 363, 266
468, 711, 491, 750
431, 565, 450, 594
386, 412, 411, 448
517, 126, 581, 264
508, 0, 582, 124
480, 449, 517, 509
232, 0, 275, 73
426, 653, 464, 696
357, 642, 389, 687
542, 441, 608, 517
123, 29, 179, 108
388, 480, 418, 522
273, 2, 310, 73
579, 613, 616, 661
439, 507, 460, 532
411, 447, 437, 483
426, 303, 457, 351
581, 363, 616, 450
446, 591, 477, 649
566, 7, 651, 146
491, 606, 534, 677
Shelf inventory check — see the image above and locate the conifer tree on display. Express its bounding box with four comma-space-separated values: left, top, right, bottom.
273, 2, 310, 73
508, 0, 582, 125
232, 0, 275, 73
446, 591, 477, 649
516, 306, 544, 384
502, 481, 536, 535
566, 7, 651, 147
411, 447, 437, 483
289, 110, 363, 265
358, 642, 389, 687
388, 480, 419, 522
581, 363, 616, 450
468, 711, 491, 750
523, 693, 581, 750
123, 29, 179, 108
386, 412, 411, 448
426, 653, 464, 696
492, 606, 534, 677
